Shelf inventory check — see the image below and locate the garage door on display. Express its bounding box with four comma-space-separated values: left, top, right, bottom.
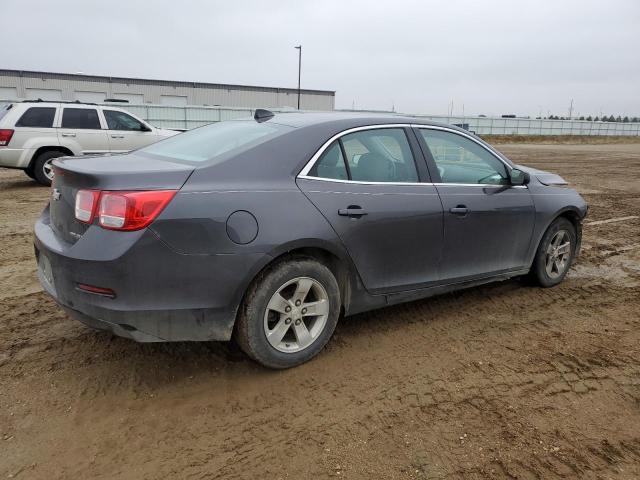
26, 88, 63, 101
112, 93, 144, 104
0, 87, 18, 100
160, 95, 188, 106
75, 91, 107, 103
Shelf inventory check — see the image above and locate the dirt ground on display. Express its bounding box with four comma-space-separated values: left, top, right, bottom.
1, 143, 639, 480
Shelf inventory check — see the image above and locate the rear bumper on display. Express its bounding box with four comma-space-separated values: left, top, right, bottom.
34, 209, 267, 342
0, 147, 32, 169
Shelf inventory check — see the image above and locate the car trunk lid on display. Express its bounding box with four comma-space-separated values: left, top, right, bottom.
49, 153, 194, 244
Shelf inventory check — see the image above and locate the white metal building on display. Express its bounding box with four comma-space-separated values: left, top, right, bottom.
0, 69, 335, 110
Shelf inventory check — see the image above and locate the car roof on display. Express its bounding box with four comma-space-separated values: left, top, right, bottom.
261, 110, 465, 132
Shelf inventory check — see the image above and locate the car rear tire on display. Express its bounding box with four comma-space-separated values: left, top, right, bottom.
24, 167, 36, 179
234, 257, 341, 369
530, 217, 576, 287
32, 151, 66, 186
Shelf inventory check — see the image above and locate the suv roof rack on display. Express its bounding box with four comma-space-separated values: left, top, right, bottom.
21, 99, 98, 106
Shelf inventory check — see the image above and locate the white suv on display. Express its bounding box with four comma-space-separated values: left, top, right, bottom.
0, 100, 180, 185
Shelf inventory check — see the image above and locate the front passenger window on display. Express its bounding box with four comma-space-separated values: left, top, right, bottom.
104, 110, 146, 131
419, 129, 508, 185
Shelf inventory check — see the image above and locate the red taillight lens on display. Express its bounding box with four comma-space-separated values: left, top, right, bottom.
74, 190, 100, 223
0, 129, 14, 146
77, 283, 116, 298
98, 190, 176, 231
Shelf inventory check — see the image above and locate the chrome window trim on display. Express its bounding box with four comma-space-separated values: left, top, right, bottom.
297, 176, 431, 186
297, 123, 416, 181
297, 176, 527, 189
297, 123, 526, 188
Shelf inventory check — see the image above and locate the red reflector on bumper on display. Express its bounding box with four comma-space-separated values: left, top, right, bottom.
76, 283, 116, 298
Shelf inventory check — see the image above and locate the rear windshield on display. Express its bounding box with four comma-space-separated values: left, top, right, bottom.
139, 120, 291, 163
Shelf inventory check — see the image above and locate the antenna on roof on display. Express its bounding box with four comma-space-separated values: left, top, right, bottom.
254, 108, 274, 123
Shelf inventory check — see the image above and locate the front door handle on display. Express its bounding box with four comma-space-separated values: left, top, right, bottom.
449, 205, 468, 215
111, 134, 125, 139
61, 133, 76, 138
338, 206, 368, 218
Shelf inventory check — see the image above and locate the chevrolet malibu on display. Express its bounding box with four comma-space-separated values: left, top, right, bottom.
34, 111, 588, 368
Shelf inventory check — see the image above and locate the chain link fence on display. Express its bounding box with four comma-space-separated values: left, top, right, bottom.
2, 100, 639, 135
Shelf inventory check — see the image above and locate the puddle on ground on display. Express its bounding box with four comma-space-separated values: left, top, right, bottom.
571, 248, 640, 287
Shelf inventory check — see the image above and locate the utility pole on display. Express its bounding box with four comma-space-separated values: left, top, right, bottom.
568, 98, 574, 119
294, 45, 302, 110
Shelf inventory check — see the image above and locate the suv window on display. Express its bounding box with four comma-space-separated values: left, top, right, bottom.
340, 128, 418, 183
419, 129, 509, 185
15, 107, 56, 128
104, 110, 146, 131
307, 141, 348, 180
61, 108, 101, 129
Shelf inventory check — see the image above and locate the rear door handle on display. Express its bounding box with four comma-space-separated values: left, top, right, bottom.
449, 205, 468, 215
61, 133, 76, 138
338, 206, 368, 218
111, 134, 124, 139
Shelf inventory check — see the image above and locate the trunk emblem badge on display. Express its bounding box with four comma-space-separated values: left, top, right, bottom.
52, 189, 61, 201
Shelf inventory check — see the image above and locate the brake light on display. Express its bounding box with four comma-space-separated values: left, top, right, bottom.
0, 129, 14, 146
74, 190, 100, 223
98, 190, 176, 231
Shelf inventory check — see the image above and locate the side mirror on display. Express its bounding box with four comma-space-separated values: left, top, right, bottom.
510, 168, 530, 186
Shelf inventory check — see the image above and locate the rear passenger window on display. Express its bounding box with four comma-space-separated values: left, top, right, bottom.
16, 107, 56, 128
307, 141, 348, 180
61, 108, 101, 129
341, 128, 418, 183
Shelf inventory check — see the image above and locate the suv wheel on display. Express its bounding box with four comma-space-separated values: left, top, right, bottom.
530, 217, 577, 287
32, 151, 66, 186
234, 258, 341, 369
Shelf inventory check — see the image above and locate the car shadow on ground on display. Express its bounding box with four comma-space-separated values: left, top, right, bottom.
65, 277, 532, 387
0, 176, 45, 191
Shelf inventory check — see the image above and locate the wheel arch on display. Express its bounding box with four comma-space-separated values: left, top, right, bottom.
231, 239, 362, 330
529, 206, 584, 268
29, 146, 74, 169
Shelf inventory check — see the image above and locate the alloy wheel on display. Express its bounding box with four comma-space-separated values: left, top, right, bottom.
545, 230, 571, 279
42, 159, 55, 180
263, 276, 330, 353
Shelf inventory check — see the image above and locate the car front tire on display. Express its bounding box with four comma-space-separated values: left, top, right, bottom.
32, 151, 66, 186
530, 217, 577, 287
234, 257, 341, 369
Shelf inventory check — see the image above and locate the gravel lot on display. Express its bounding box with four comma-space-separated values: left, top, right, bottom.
1, 143, 639, 479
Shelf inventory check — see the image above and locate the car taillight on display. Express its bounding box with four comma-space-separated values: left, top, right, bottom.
0, 129, 14, 146
75, 190, 100, 223
98, 190, 177, 231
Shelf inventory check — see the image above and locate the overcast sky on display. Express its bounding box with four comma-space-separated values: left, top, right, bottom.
2, 0, 638, 117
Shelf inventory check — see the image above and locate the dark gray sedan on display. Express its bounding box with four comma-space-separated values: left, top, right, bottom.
34, 111, 587, 368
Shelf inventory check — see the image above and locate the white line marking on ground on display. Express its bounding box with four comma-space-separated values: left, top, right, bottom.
586, 216, 639, 226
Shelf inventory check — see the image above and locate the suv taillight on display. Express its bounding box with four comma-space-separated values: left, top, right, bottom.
0, 129, 14, 146
73, 190, 176, 231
